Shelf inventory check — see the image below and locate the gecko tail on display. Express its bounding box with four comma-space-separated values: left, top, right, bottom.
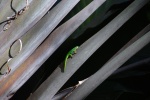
64, 55, 68, 72
64, 61, 66, 72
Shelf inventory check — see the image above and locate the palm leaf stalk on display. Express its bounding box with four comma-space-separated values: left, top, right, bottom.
112, 57, 150, 77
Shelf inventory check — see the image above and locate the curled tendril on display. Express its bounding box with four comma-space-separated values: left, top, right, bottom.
0, 39, 22, 75
0, 58, 12, 75
0, 0, 29, 31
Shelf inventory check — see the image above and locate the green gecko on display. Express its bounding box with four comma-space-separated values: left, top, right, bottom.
64, 46, 79, 71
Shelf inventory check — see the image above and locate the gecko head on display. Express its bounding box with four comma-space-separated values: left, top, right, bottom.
75, 46, 79, 49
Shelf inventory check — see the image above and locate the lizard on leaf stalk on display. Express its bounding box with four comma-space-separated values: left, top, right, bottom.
64, 46, 79, 71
